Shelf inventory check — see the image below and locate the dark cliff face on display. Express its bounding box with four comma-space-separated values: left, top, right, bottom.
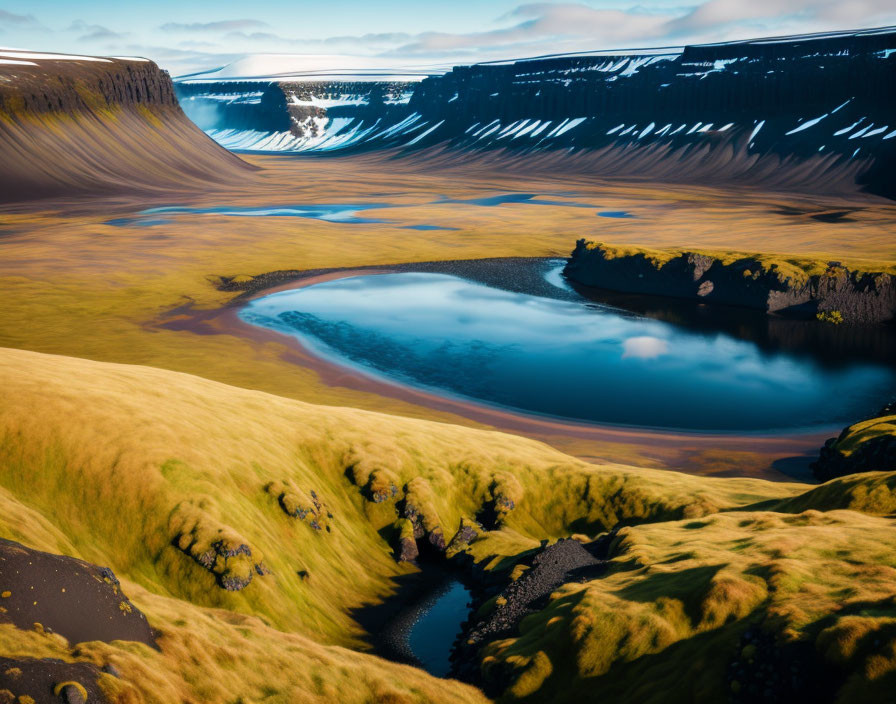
0, 58, 180, 115
564, 240, 896, 324
175, 27, 896, 197
0, 55, 254, 202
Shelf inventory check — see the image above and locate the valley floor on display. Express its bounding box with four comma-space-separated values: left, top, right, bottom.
2, 152, 896, 703
2, 151, 894, 475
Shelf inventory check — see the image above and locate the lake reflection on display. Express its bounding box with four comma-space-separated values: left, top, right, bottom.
240, 270, 896, 431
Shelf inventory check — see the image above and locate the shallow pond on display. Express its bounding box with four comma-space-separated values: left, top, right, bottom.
103, 193, 617, 228
353, 569, 472, 678
407, 579, 472, 677
240, 262, 896, 432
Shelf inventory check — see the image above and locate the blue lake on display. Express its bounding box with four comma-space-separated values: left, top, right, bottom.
239, 265, 896, 432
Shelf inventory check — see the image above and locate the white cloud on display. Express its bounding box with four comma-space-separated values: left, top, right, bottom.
68, 20, 127, 42
622, 336, 670, 360
665, 0, 896, 35
160, 20, 271, 33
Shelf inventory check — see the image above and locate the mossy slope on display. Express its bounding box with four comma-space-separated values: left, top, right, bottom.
1, 346, 894, 702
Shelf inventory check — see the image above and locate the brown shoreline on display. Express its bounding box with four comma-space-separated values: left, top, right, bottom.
156, 265, 839, 483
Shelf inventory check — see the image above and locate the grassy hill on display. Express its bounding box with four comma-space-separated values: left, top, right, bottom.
1, 346, 894, 702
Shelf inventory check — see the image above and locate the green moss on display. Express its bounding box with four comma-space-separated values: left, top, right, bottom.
817, 310, 844, 324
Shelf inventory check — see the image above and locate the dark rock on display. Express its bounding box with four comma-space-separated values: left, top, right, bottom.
565, 240, 896, 324
397, 537, 419, 563
61, 683, 87, 704
0, 538, 156, 648
0, 656, 111, 704
447, 519, 480, 552
427, 528, 447, 552
452, 538, 605, 685
698, 280, 715, 297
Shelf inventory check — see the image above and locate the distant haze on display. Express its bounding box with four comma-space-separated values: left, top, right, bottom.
2, 1, 895, 75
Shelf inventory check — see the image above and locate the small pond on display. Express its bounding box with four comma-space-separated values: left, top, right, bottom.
407, 578, 472, 677
353, 569, 472, 678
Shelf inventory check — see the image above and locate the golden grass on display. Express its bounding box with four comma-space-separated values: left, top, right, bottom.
1, 152, 896, 701
481, 510, 896, 703
0, 347, 894, 702
0, 345, 812, 701
776, 472, 896, 515
833, 414, 896, 457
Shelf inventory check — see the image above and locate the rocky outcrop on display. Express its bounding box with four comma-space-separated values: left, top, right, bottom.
453, 538, 604, 685
176, 80, 414, 141
446, 518, 480, 553
169, 504, 268, 591
0, 538, 156, 648
392, 519, 418, 563
812, 403, 896, 480
0, 53, 253, 202
265, 480, 332, 532
397, 477, 445, 552
565, 240, 896, 324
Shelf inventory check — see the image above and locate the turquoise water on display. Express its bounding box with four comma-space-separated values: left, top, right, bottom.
240, 267, 896, 432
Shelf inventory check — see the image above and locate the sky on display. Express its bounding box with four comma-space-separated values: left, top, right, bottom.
1, 0, 895, 75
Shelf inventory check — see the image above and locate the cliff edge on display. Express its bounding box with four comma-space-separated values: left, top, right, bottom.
0, 52, 255, 202
564, 240, 896, 324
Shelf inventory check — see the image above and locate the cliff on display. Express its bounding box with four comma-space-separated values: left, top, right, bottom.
564, 240, 896, 323
0, 53, 255, 202
175, 79, 416, 151
176, 26, 896, 198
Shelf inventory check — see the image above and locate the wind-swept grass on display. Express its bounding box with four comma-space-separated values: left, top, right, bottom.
2, 347, 895, 702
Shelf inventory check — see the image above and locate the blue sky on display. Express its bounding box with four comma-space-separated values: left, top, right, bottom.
2, 1, 894, 74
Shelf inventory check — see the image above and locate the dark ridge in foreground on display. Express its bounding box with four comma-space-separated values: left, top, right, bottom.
0, 53, 254, 202
179, 26, 896, 198
0, 537, 156, 648
564, 240, 896, 324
